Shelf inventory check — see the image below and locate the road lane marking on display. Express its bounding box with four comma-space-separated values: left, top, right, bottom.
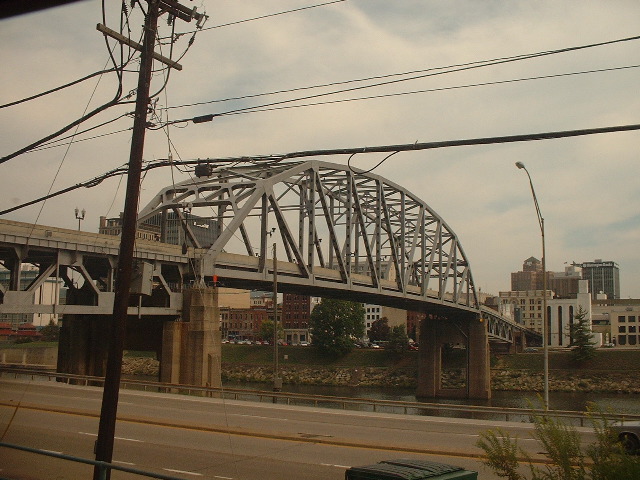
78, 431, 142, 442
114, 460, 135, 466
213, 476, 233, 479
321, 463, 351, 468
233, 414, 286, 421
163, 468, 203, 476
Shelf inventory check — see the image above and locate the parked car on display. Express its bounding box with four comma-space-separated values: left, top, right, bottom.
612, 421, 640, 454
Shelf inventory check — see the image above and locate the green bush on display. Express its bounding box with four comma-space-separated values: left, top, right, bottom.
476, 405, 640, 480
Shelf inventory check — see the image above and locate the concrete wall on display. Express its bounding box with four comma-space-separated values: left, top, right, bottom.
0, 346, 58, 367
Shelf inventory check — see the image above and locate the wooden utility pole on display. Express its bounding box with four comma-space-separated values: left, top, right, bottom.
93, 2, 202, 478
93, 2, 159, 478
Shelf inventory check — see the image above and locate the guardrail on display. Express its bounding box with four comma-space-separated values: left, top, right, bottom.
2, 366, 639, 427
0, 441, 191, 480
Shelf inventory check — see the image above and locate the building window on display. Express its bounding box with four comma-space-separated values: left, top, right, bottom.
629, 326, 636, 333
629, 316, 637, 323
630, 336, 638, 346
618, 315, 626, 323
618, 335, 627, 346
619, 326, 626, 333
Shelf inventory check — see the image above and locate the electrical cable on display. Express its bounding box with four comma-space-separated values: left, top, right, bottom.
153, 61, 640, 128
23, 62, 639, 153
0, 68, 119, 110
166, 0, 346, 38
3, 121, 638, 217
157, 34, 640, 121
214, 64, 640, 118
32, 113, 133, 150
30, 128, 132, 153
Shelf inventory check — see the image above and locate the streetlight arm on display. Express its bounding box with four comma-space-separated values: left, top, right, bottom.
517, 164, 544, 232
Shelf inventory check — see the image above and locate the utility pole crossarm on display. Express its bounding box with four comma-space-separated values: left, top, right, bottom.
96, 23, 182, 70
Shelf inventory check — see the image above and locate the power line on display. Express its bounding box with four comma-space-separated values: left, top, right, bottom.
158, 35, 640, 126
158, 34, 640, 123
0, 68, 119, 109
210, 64, 640, 119
32, 62, 639, 151
3, 122, 637, 216
168, 0, 347, 38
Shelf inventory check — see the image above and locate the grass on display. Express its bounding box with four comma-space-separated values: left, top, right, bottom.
222, 344, 410, 367
0, 341, 59, 349
497, 349, 640, 371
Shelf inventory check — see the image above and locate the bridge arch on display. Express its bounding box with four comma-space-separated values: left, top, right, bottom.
138, 160, 479, 314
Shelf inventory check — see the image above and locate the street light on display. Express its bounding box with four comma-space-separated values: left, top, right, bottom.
515, 161, 549, 410
74, 207, 86, 231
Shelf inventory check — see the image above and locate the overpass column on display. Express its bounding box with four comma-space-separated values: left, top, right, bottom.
416, 317, 440, 397
161, 287, 222, 389
468, 314, 491, 399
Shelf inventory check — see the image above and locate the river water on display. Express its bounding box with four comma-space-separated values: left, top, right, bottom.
220, 380, 640, 416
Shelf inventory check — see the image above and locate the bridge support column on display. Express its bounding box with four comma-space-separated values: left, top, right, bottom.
416, 318, 440, 397
160, 287, 221, 389
468, 315, 491, 400
58, 314, 109, 377
416, 313, 491, 400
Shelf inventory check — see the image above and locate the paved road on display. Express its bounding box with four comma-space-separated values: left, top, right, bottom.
0, 378, 591, 479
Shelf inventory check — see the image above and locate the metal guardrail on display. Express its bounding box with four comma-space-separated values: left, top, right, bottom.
2, 366, 640, 427
0, 441, 190, 480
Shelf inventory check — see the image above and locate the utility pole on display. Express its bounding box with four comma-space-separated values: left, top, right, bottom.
93, 2, 202, 479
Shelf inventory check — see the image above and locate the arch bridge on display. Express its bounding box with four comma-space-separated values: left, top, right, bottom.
0, 160, 538, 398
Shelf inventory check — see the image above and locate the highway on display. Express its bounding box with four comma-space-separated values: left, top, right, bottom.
0, 378, 589, 479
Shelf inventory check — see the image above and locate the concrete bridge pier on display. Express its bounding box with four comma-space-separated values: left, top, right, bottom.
417, 312, 490, 400
58, 314, 110, 377
160, 287, 222, 389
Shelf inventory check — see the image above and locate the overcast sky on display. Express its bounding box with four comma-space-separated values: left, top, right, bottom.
1, 0, 638, 297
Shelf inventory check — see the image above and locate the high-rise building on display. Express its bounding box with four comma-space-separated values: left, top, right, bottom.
511, 257, 550, 291
579, 259, 620, 300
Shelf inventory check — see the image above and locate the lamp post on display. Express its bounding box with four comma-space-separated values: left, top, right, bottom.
515, 161, 549, 410
75, 207, 86, 231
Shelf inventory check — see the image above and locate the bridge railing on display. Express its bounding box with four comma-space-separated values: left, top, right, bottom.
2, 366, 639, 427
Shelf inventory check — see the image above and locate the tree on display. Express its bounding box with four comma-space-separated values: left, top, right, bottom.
40, 319, 60, 342
387, 324, 409, 357
259, 319, 283, 344
368, 317, 390, 342
569, 306, 596, 363
476, 406, 640, 480
309, 298, 365, 357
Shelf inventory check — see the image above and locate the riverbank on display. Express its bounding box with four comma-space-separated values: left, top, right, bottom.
120, 346, 640, 394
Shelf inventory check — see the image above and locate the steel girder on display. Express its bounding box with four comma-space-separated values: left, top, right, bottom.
139, 160, 479, 312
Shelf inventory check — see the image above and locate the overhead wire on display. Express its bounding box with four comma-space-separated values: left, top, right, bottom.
165, 0, 347, 39
3, 121, 638, 217
0, 68, 120, 110
213, 64, 640, 118
0, 1, 139, 165
155, 34, 640, 127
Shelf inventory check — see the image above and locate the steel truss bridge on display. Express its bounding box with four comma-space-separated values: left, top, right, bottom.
0, 160, 538, 345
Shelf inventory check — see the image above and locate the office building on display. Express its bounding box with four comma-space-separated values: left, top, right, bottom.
579, 259, 620, 300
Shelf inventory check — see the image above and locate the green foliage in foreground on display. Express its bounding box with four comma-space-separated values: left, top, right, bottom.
476, 405, 640, 480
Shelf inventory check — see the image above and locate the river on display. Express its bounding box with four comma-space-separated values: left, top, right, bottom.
220, 380, 640, 416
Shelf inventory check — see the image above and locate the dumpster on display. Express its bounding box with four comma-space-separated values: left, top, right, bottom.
345, 458, 478, 480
